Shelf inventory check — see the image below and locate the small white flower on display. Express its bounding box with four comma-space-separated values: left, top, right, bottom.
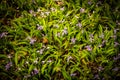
7, 54, 12, 58
60, 7, 64, 11
75, 15, 79, 19
47, 46, 50, 49
24, 75, 31, 78
81, 30, 84, 34
41, 12, 46, 17
18, 67, 21, 71
56, 32, 61, 37
47, 60, 52, 63
34, 58, 38, 64
118, 22, 120, 25
54, 24, 59, 28
98, 44, 102, 47
59, 19, 65, 23
50, 7, 56, 12
37, 8, 41, 12
25, 61, 29, 64
45, 11, 50, 15
99, 33, 104, 38
67, 56, 72, 62
42, 61, 45, 64
37, 49, 44, 54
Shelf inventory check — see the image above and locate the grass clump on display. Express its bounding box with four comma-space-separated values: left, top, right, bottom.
0, 0, 120, 80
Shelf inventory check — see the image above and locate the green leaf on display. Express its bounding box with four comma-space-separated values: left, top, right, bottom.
65, 10, 74, 17
0, 54, 7, 59
107, 22, 114, 29
41, 63, 48, 74
15, 52, 18, 66
106, 48, 114, 56
105, 30, 113, 40
28, 63, 34, 74
99, 24, 103, 34
61, 67, 71, 80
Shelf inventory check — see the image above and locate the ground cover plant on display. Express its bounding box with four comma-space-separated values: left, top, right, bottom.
0, 0, 120, 80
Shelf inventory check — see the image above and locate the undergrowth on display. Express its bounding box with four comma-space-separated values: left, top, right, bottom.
0, 0, 120, 80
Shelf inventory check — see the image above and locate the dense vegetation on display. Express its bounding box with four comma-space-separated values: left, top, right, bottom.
0, 0, 120, 80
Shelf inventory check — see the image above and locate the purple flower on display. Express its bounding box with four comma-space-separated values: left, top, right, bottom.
30, 38, 36, 44
113, 54, 120, 61
62, 28, 68, 36
37, 49, 44, 54
114, 29, 119, 34
26, 36, 36, 44
0, 32, 8, 38
5, 62, 12, 70
29, 10, 34, 14
70, 73, 77, 76
80, 8, 85, 13
76, 22, 82, 29
89, 34, 94, 42
85, 45, 92, 51
98, 66, 104, 71
112, 67, 119, 72
32, 0, 36, 4
88, 1, 92, 5
31, 68, 39, 75
94, 74, 100, 79
101, 40, 107, 47
114, 42, 120, 47
37, 24, 43, 30
71, 38, 76, 44
113, 57, 119, 61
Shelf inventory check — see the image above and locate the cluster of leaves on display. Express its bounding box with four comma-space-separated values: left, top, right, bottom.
0, 0, 120, 80
0, 0, 48, 25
